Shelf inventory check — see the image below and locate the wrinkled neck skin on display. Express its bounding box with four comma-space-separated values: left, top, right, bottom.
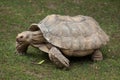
30, 31, 47, 45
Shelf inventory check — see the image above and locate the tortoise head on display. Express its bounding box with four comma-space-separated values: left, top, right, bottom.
16, 31, 32, 44
16, 30, 46, 45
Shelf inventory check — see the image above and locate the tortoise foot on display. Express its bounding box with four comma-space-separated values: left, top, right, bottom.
92, 49, 103, 61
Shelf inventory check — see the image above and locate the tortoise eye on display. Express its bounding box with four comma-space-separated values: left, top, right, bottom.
20, 36, 23, 38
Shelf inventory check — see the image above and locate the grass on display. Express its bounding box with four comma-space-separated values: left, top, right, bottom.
0, 0, 120, 80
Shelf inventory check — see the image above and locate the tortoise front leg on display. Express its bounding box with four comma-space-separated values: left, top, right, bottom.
48, 47, 70, 68
16, 41, 29, 55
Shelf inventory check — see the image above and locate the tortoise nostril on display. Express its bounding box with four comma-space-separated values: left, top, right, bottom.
16, 38, 19, 42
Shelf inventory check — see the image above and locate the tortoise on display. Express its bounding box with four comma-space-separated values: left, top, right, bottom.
16, 14, 109, 68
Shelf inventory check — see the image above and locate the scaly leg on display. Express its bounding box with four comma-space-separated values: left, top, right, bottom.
49, 47, 70, 68
16, 41, 29, 55
92, 49, 103, 61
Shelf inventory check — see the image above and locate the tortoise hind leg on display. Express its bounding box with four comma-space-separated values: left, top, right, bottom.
49, 47, 70, 68
92, 49, 103, 61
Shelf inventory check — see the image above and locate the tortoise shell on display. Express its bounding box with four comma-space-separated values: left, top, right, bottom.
29, 14, 109, 50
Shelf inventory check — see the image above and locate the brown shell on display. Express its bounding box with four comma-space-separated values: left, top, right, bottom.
29, 14, 109, 50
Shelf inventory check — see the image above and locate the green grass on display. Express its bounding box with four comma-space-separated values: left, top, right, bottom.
0, 0, 120, 80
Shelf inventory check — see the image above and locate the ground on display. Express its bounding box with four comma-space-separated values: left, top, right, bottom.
0, 0, 120, 80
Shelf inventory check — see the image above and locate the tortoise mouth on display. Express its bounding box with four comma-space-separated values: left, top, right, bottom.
16, 38, 26, 44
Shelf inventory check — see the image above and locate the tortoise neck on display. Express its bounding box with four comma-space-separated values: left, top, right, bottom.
30, 31, 47, 44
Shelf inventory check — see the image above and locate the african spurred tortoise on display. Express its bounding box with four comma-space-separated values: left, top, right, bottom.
16, 14, 109, 68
